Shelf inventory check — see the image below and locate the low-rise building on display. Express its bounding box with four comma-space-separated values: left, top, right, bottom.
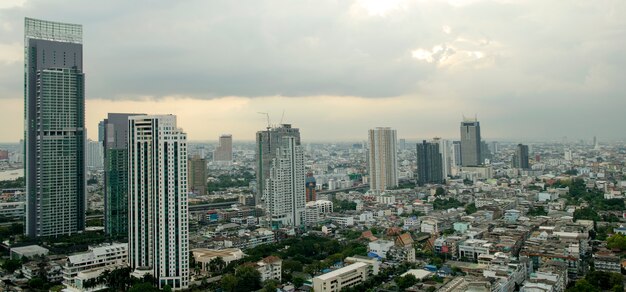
10, 245, 49, 260
593, 250, 620, 274
256, 256, 282, 282
63, 243, 128, 289
191, 248, 244, 273
312, 262, 369, 292
368, 240, 395, 259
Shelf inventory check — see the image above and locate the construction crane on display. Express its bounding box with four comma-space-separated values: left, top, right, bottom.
257, 112, 271, 130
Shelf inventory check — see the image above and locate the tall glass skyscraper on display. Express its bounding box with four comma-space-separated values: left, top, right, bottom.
102, 113, 142, 238
460, 118, 482, 166
128, 115, 189, 290
24, 18, 85, 237
416, 140, 443, 185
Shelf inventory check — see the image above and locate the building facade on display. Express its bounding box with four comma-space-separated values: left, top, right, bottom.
368, 127, 398, 194
102, 113, 141, 238
188, 155, 206, 195
460, 118, 481, 166
513, 144, 530, 169
256, 124, 301, 206
416, 140, 443, 185
213, 134, 233, 162
128, 115, 189, 290
312, 262, 369, 292
264, 136, 306, 228
86, 139, 103, 169
24, 17, 86, 237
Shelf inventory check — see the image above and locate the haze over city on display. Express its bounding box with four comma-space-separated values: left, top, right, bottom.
1, 0, 625, 142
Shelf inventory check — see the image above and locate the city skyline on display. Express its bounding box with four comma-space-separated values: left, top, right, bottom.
1, 1, 626, 142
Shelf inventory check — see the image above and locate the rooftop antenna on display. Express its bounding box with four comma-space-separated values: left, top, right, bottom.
257, 112, 271, 130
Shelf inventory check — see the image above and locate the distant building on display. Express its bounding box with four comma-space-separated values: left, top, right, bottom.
63, 243, 128, 289
312, 262, 369, 292
255, 256, 282, 282
368, 127, 398, 194
86, 139, 103, 169
452, 141, 462, 166
460, 118, 481, 166
191, 248, 244, 273
416, 140, 443, 185
264, 136, 306, 228
256, 124, 301, 206
10, 245, 49, 260
0, 149, 8, 160
306, 173, 317, 202
513, 144, 530, 170
214, 134, 233, 162
188, 155, 207, 195
433, 138, 452, 179
0, 202, 25, 221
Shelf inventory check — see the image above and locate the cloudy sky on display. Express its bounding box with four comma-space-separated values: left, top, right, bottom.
0, 0, 625, 142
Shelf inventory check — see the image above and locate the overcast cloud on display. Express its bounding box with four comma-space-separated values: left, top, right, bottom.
0, 0, 625, 142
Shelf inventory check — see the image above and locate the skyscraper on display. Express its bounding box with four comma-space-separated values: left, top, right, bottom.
128, 115, 189, 290
368, 127, 398, 194
24, 18, 85, 237
416, 140, 443, 185
188, 155, 207, 195
513, 144, 530, 170
213, 134, 233, 162
256, 124, 301, 205
305, 173, 317, 202
433, 138, 452, 179
86, 139, 103, 169
102, 113, 142, 238
460, 118, 482, 166
264, 136, 306, 228
452, 141, 462, 166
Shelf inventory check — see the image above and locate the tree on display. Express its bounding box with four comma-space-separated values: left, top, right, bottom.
129, 282, 159, 292
235, 266, 262, 291
566, 279, 600, 292
293, 276, 305, 288
221, 274, 238, 292
2, 259, 22, 273
527, 206, 548, 216
464, 203, 477, 215
209, 256, 227, 275
395, 274, 417, 290
435, 187, 445, 196
606, 233, 626, 250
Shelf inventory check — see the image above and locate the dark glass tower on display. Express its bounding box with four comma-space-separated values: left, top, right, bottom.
460, 119, 482, 166
24, 18, 85, 237
102, 113, 142, 238
513, 144, 530, 170
416, 140, 443, 185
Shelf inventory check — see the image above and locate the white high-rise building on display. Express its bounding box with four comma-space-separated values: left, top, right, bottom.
264, 136, 306, 228
433, 138, 452, 179
128, 115, 189, 290
86, 139, 103, 169
368, 127, 398, 194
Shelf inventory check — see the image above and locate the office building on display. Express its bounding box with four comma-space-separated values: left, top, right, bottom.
368, 127, 398, 194
264, 136, 306, 228
128, 115, 189, 290
513, 144, 530, 170
416, 140, 443, 185
213, 134, 233, 162
460, 118, 482, 166
102, 113, 142, 238
305, 173, 316, 202
86, 139, 103, 169
24, 17, 85, 237
433, 138, 452, 179
452, 141, 462, 166
312, 262, 369, 292
256, 124, 301, 205
188, 155, 207, 195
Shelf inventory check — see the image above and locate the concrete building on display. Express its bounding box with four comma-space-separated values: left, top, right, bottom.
305, 173, 317, 202
63, 243, 128, 289
191, 248, 244, 273
256, 124, 301, 206
460, 118, 482, 166
416, 140, 443, 185
256, 256, 282, 282
213, 134, 233, 162
513, 144, 530, 169
0, 201, 25, 220
24, 17, 86, 237
188, 155, 207, 195
344, 256, 380, 276
452, 141, 462, 166
102, 113, 143, 239
86, 139, 103, 169
434, 138, 452, 179
128, 115, 189, 290
10, 245, 49, 260
368, 127, 398, 194
458, 239, 491, 261
368, 240, 395, 259
312, 262, 369, 292
264, 136, 306, 228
